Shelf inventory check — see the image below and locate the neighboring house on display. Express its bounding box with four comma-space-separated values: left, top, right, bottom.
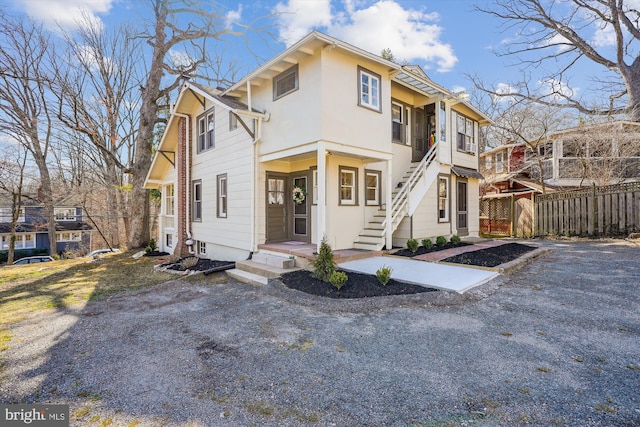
144, 31, 491, 261
479, 121, 640, 237
479, 143, 543, 237
0, 197, 92, 256
531, 121, 640, 188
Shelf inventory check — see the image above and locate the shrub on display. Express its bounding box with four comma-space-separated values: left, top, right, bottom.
406, 238, 419, 253
145, 239, 158, 254
313, 236, 336, 282
329, 271, 348, 289
450, 235, 461, 244
376, 265, 393, 285
421, 238, 433, 249
435, 236, 447, 246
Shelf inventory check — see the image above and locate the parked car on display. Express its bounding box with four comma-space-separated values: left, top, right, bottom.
86, 249, 120, 258
12, 256, 55, 265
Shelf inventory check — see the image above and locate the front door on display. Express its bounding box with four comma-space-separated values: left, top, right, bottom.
457, 180, 468, 236
413, 107, 428, 162
266, 173, 288, 242
291, 173, 310, 242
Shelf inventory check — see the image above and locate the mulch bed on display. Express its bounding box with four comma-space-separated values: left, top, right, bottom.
393, 242, 471, 257
280, 269, 438, 299
164, 258, 235, 272
441, 243, 536, 267
281, 242, 538, 299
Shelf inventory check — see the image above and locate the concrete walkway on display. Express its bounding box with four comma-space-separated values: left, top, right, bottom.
338, 255, 499, 293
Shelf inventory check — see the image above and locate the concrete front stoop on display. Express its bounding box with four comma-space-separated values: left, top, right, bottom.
226, 252, 299, 286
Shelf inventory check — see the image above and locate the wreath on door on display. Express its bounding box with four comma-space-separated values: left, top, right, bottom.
292, 186, 307, 205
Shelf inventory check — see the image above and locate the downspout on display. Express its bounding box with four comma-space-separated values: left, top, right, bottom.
173, 112, 195, 254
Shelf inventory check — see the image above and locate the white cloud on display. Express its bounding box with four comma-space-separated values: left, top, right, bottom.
225, 4, 243, 30
539, 78, 578, 100
168, 49, 196, 70
492, 82, 518, 104
274, 0, 332, 45
592, 24, 615, 48
274, 0, 457, 72
12, 0, 112, 30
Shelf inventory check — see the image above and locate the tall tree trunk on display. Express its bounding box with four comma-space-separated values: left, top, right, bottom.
128, 2, 168, 249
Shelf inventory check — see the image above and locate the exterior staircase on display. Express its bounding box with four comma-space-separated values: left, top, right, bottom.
353, 143, 440, 251
226, 252, 299, 286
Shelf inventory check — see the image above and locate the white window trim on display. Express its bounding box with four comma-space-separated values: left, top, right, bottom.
339, 166, 358, 206
0, 208, 25, 223
54, 207, 76, 221
365, 170, 381, 206
198, 241, 207, 255
56, 231, 82, 242
165, 184, 175, 216
438, 176, 450, 223
495, 153, 505, 174
1, 233, 36, 250
217, 174, 228, 218
358, 67, 381, 112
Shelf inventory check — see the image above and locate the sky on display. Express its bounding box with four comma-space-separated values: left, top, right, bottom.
4, 0, 630, 108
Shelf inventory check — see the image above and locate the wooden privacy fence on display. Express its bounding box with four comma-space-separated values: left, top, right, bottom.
534, 182, 640, 236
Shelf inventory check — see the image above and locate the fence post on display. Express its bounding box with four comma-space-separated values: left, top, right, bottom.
591, 183, 597, 236
510, 194, 515, 237
531, 192, 536, 236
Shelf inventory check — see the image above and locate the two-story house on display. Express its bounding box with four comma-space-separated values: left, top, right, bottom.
0, 197, 93, 257
144, 31, 490, 261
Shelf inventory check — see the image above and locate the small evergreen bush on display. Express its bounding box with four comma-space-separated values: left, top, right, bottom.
450, 235, 461, 244
421, 238, 433, 249
406, 238, 419, 253
376, 265, 393, 285
435, 235, 447, 246
145, 239, 158, 254
313, 236, 336, 282
329, 271, 348, 289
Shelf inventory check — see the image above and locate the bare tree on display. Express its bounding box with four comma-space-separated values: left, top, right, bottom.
0, 13, 58, 254
55, 18, 143, 248
129, 0, 263, 249
474, 0, 640, 121
0, 146, 31, 264
485, 100, 574, 193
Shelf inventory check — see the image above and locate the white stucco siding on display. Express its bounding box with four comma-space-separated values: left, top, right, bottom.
320, 49, 392, 154
253, 55, 323, 155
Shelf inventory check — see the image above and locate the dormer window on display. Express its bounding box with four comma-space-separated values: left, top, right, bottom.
54, 208, 76, 221
273, 65, 298, 100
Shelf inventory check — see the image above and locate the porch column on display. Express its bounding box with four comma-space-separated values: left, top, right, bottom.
317, 141, 326, 253
385, 158, 393, 250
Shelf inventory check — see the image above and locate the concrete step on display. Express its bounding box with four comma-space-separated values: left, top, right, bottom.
226, 268, 268, 286
355, 234, 386, 244
354, 241, 384, 251
252, 252, 295, 269
235, 259, 297, 278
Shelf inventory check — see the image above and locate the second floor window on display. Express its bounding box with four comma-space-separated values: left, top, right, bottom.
391, 102, 408, 143
495, 153, 504, 173
54, 208, 76, 221
273, 65, 298, 100
358, 67, 380, 112
0, 208, 25, 223
456, 113, 477, 153
197, 110, 215, 153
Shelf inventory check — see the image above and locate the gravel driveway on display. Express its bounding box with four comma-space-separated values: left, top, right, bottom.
1, 239, 639, 426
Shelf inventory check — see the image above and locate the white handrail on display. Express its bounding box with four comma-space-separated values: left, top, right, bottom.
385, 143, 438, 230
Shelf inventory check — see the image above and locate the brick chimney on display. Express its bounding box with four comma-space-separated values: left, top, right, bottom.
174, 116, 191, 258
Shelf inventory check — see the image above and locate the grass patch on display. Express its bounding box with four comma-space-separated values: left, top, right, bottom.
594, 403, 616, 414
71, 405, 91, 419
0, 252, 176, 328
537, 367, 551, 373
0, 329, 10, 352
245, 401, 274, 416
